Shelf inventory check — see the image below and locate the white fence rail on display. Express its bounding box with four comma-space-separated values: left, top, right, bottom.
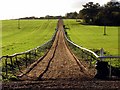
64, 29, 120, 78
0, 29, 57, 79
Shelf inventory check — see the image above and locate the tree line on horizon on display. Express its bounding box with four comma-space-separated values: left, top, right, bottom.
19, 15, 66, 20
19, 0, 120, 26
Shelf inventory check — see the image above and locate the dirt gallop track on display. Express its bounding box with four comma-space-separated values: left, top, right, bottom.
20, 19, 92, 81
3, 19, 120, 90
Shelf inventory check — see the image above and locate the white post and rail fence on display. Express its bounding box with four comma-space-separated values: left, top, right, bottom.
0, 28, 120, 80
64, 28, 120, 79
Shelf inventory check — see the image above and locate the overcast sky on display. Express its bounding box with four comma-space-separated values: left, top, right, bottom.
0, 0, 116, 20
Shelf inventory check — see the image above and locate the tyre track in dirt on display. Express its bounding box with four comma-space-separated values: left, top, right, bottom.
19, 19, 93, 81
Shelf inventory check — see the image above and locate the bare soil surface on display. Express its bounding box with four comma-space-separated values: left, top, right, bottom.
2, 80, 120, 90
2, 19, 120, 90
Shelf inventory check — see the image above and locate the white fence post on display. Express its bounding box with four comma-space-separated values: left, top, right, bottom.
100, 48, 104, 61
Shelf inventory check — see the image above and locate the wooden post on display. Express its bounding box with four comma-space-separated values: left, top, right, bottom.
25, 53, 28, 68
81, 50, 84, 59
118, 27, 120, 56
87, 54, 89, 61
25, 53, 27, 60
15, 55, 20, 71
109, 58, 112, 78
5, 57, 8, 79
34, 49, 36, 59
10, 57, 14, 73
100, 48, 104, 61
18, 19, 20, 29
29, 52, 31, 64
89, 53, 92, 68
104, 26, 106, 35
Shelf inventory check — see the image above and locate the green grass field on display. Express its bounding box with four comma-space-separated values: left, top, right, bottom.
64, 19, 118, 56
2, 19, 57, 56
2, 19, 118, 56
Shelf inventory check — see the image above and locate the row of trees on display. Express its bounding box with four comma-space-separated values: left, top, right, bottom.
65, 0, 120, 26
19, 15, 65, 20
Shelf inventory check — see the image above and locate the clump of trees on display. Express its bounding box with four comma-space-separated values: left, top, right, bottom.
66, 0, 120, 26
79, 1, 120, 26
79, 2, 100, 25
65, 12, 78, 19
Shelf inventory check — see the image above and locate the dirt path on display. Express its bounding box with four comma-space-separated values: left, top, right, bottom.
19, 19, 92, 80
2, 19, 120, 90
